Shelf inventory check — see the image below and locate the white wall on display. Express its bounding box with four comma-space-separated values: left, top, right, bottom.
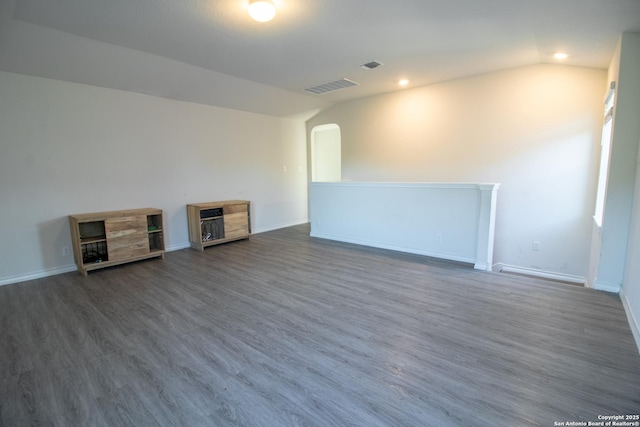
0, 71, 308, 284
309, 182, 499, 270
594, 33, 640, 292
311, 124, 341, 182
623, 145, 640, 351
613, 33, 640, 352
307, 64, 606, 280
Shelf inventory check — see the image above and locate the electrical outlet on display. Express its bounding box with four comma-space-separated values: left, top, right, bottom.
62, 246, 71, 256
283, 165, 287, 172
532, 241, 541, 251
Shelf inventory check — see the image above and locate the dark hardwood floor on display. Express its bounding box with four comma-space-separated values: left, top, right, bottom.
1, 224, 639, 426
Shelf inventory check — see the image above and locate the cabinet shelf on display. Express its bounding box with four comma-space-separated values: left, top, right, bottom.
80, 236, 107, 244
69, 208, 166, 275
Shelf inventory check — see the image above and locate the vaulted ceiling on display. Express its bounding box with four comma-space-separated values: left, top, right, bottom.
1, 0, 639, 118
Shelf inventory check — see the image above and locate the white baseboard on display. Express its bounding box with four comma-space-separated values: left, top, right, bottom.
474, 262, 492, 272
0, 264, 77, 287
165, 242, 192, 252
252, 219, 309, 234
310, 231, 476, 265
620, 289, 640, 354
494, 263, 586, 285
593, 282, 622, 293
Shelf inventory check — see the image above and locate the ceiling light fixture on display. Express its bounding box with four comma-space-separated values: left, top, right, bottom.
553, 52, 569, 60
248, 0, 276, 22
399, 79, 409, 86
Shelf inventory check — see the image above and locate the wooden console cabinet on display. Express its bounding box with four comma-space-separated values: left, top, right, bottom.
187, 200, 251, 251
69, 208, 165, 275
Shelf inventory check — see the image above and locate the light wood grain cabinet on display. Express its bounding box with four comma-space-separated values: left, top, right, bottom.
187, 200, 251, 251
69, 208, 165, 275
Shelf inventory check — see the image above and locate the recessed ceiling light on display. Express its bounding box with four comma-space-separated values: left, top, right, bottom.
248, 0, 276, 22
399, 79, 409, 86
553, 52, 569, 60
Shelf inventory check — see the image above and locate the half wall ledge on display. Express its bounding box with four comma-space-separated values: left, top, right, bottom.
309, 182, 500, 271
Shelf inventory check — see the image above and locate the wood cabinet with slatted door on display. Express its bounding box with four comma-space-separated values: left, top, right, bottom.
187, 200, 251, 251
69, 208, 165, 275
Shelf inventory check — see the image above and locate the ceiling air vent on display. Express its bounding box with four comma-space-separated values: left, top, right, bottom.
304, 78, 359, 95
360, 60, 383, 70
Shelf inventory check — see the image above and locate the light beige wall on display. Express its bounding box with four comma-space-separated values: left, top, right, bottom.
307, 64, 606, 279
0, 71, 308, 284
